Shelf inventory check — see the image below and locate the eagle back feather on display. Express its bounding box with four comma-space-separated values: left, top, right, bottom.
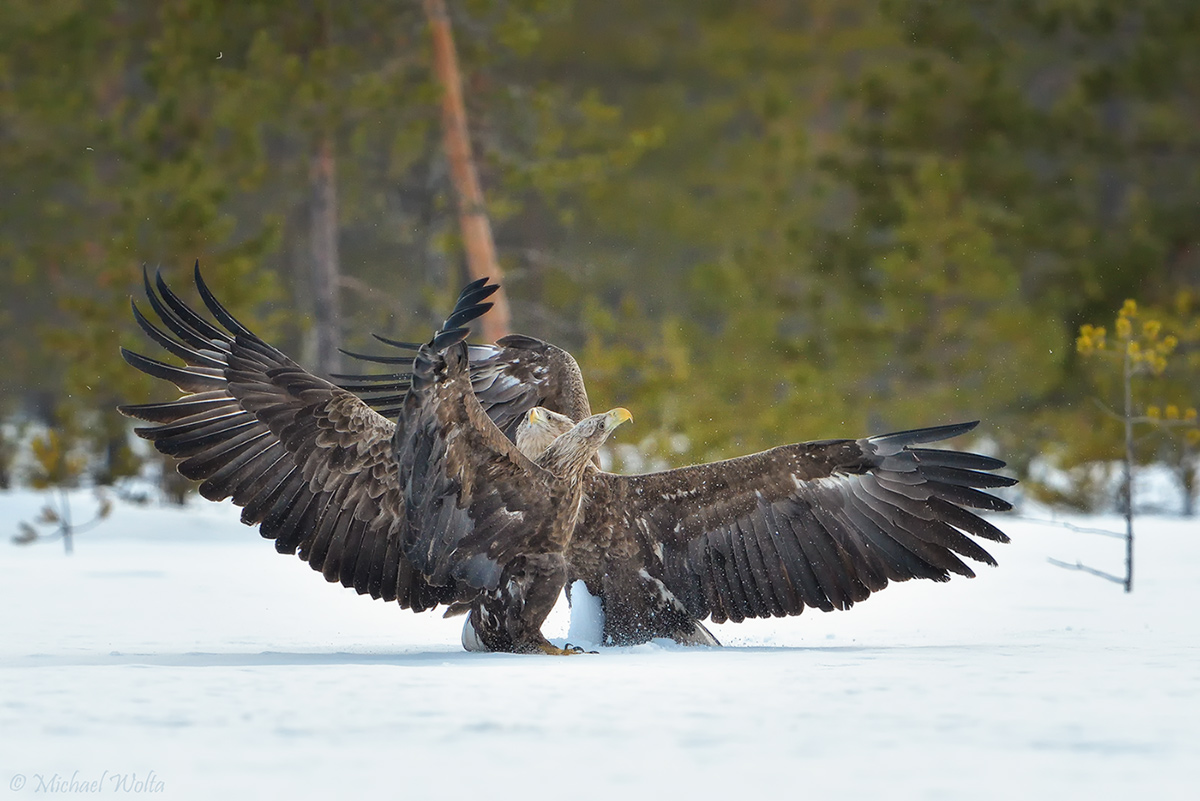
393, 285, 578, 594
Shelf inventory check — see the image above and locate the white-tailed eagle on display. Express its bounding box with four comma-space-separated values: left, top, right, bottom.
121, 266, 1015, 653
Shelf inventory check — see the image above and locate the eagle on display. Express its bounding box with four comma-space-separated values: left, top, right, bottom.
121, 265, 1016, 653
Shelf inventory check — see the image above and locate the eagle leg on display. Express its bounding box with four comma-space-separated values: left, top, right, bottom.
462, 553, 572, 654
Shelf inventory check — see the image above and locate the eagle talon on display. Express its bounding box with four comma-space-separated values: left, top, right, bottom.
535, 642, 595, 655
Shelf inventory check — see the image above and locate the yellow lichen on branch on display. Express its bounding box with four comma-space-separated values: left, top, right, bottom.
1078, 300, 1176, 377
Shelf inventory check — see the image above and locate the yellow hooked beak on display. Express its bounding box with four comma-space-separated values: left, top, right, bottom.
528, 407, 546, 425
605, 407, 633, 427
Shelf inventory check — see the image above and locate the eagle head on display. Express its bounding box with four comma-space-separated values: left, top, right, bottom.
534, 407, 632, 475
516, 406, 576, 459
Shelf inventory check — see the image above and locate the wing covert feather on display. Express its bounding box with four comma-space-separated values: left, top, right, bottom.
581, 422, 1014, 622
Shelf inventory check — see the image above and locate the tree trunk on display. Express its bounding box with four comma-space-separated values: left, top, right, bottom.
59, 489, 73, 555
424, 0, 511, 342
1178, 442, 1197, 518
1122, 348, 1134, 593
309, 134, 342, 375
1183, 459, 1197, 518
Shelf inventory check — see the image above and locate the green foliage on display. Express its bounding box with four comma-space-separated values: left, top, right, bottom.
0, 0, 284, 484
845, 157, 1061, 430
27, 428, 88, 491
831, 1, 1200, 466
0, 0, 641, 489
1, 0, 1199, 506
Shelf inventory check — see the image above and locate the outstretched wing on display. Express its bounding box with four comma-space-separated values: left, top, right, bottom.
580, 422, 1015, 624
394, 323, 568, 593
338, 333, 592, 440
119, 265, 482, 611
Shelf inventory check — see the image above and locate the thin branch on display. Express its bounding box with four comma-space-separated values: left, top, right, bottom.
1008, 516, 1124, 539
68, 516, 110, 536
1046, 557, 1126, 585
1090, 397, 1124, 424
1088, 397, 1196, 429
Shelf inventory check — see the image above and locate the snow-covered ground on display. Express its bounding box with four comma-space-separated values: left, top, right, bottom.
1, 489, 1197, 800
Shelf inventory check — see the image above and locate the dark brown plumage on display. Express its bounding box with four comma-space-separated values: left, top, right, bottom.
394, 317, 630, 653
123, 266, 1016, 653
338, 333, 592, 441
512, 406, 1013, 645
121, 266, 628, 654
573, 422, 1012, 644
121, 266, 451, 611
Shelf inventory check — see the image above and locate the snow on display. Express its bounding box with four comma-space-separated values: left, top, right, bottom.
565, 579, 603, 648
2, 488, 1198, 800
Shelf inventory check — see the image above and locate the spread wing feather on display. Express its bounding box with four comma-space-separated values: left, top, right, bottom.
338, 333, 592, 438
119, 264, 466, 611
581, 422, 1015, 624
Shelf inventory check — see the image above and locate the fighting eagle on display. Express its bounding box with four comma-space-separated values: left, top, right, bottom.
121, 266, 1015, 653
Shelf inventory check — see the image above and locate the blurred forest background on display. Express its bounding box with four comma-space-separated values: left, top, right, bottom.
1, 0, 1198, 512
